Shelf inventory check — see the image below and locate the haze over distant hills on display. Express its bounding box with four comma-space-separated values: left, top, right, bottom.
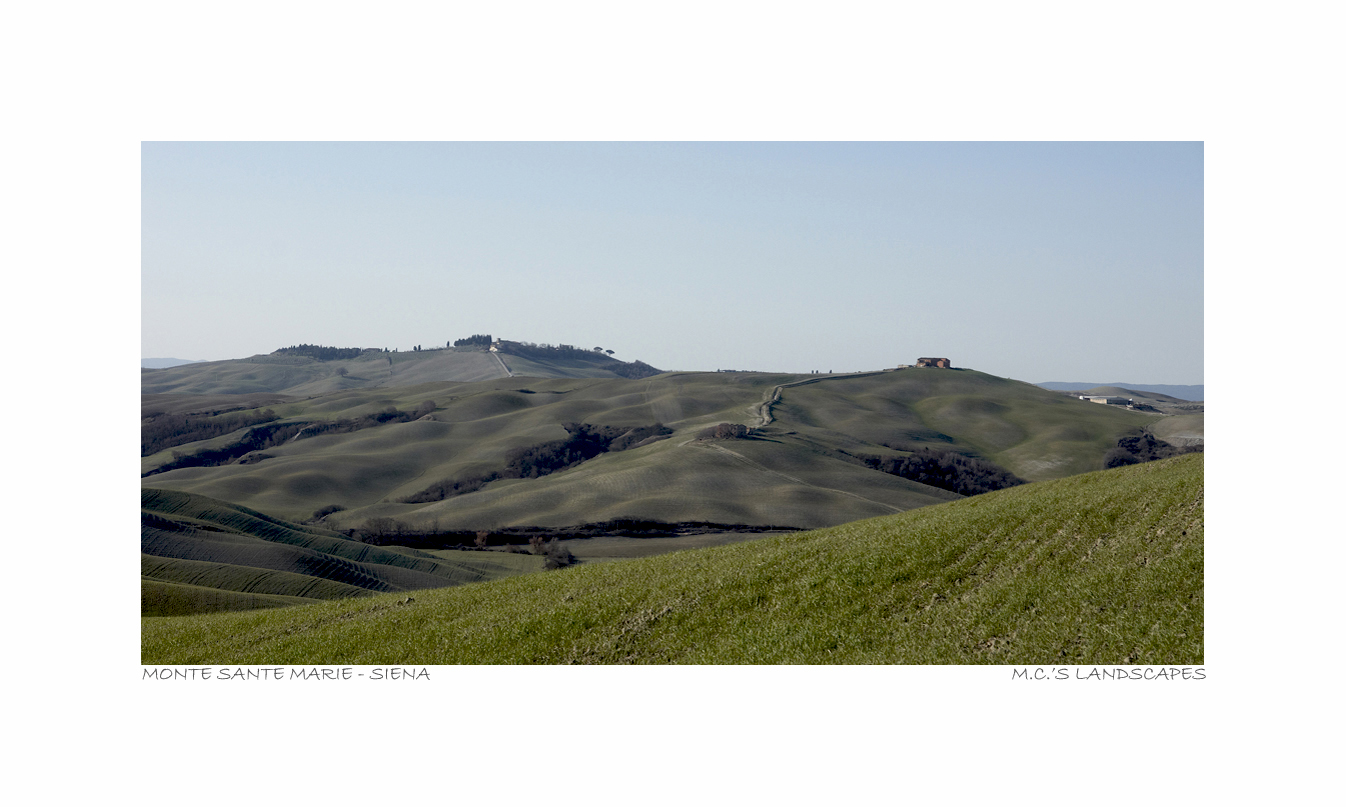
1035, 382, 1203, 401
142, 357, 205, 369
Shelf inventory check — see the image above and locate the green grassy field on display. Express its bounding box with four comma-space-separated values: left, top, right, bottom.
142, 453, 1203, 665
141, 488, 545, 616
142, 368, 1164, 530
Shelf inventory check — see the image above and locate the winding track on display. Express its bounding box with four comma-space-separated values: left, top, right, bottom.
676, 370, 908, 513
750, 371, 886, 427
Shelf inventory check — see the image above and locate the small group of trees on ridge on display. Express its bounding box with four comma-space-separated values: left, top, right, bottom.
400, 422, 672, 504
454, 334, 493, 347
272, 344, 368, 361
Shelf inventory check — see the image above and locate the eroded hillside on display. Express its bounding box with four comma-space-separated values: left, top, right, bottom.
142, 367, 1163, 530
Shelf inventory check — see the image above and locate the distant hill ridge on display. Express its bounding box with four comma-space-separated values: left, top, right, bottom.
143, 358, 205, 369
141, 339, 663, 396
1036, 382, 1203, 401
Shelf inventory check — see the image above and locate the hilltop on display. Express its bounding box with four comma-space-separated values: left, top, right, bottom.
142, 453, 1204, 665
142, 366, 1167, 530
140, 339, 662, 396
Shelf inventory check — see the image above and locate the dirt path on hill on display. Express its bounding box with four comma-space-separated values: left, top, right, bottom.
750, 371, 886, 427
491, 352, 513, 378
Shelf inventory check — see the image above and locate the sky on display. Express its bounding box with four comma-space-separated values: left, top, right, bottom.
142, 142, 1202, 383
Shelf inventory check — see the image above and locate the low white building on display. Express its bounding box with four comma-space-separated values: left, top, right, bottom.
1080, 395, 1132, 405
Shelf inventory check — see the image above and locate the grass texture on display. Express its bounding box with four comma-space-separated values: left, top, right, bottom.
143, 453, 1202, 665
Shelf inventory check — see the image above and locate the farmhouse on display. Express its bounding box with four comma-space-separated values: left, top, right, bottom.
1080, 395, 1132, 405
916, 357, 951, 368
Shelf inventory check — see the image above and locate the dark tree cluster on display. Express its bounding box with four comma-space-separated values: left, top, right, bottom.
312, 504, 346, 520
349, 517, 800, 551
144, 403, 440, 477
491, 341, 661, 378
400, 422, 672, 504
697, 423, 750, 440
143, 421, 309, 477
1104, 431, 1203, 468
142, 408, 279, 457
858, 447, 1026, 497
454, 334, 493, 347
500, 341, 604, 361
608, 359, 663, 379
293, 402, 437, 441
272, 344, 366, 361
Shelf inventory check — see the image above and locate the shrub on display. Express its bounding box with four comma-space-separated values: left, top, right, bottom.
313, 504, 346, 520
543, 539, 577, 570
698, 423, 749, 440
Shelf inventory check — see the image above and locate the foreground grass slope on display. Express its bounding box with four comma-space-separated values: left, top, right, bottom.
143, 454, 1203, 665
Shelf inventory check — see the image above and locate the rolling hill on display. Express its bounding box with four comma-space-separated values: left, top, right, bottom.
141, 341, 662, 396
142, 367, 1166, 531
141, 453, 1204, 665
141, 487, 544, 616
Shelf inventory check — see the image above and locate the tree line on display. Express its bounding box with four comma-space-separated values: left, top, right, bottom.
142, 408, 279, 457
346, 516, 801, 548
272, 344, 369, 361
400, 422, 672, 504
454, 334, 493, 347
143, 421, 309, 476
143, 402, 437, 476
292, 401, 436, 440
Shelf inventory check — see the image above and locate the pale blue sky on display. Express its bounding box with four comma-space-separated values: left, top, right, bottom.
142, 142, 1203, 383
